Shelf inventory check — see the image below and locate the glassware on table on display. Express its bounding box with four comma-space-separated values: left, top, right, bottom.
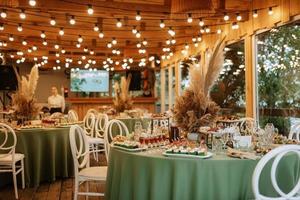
264, 123, 275, 145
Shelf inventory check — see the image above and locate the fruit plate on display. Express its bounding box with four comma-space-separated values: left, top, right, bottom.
162, 151, 213, 159
111, 144, 148, 152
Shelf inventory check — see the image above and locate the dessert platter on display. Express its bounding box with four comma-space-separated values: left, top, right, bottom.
111, 135, 148, 152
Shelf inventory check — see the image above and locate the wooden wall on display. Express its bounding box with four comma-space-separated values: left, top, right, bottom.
161, 0, 300, 118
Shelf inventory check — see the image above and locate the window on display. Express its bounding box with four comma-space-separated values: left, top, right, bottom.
155, 70, 161, 113
211, 40, 246, 116
256, 21, 300, 135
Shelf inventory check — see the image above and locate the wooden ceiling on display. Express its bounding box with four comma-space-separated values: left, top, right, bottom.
0, 0, 252, 70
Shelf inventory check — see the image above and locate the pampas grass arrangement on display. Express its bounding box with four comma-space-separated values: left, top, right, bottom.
174, 37, 226, 133
113, 74, 133, 113
12, 65, 40, 120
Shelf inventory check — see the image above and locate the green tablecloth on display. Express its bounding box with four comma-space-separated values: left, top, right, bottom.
0, 127, 73, 187
106, 148, 300, 200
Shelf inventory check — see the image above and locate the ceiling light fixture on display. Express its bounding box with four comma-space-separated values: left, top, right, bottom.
87, 4, 94, 15
116, 18, 122, 28
268, 7, 273, 15
199, 18, 204, 27
187, 13, 193, 23
50, 17, 56, 26
253, 10, 258, 18
236, 13, 242, 21
59, 27, 64, 35
20, 9, 26, 19
94, 23, 99, 32
160, 19, 165, 28
40, 31, 46, 38
29, 0, 36, 6
0, 9, 7, 18
69, 15, 76, 25
135, 11, 141, 21
223, 12, 229, 21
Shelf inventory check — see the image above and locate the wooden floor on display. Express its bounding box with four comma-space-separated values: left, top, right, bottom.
0, 155, 107, 200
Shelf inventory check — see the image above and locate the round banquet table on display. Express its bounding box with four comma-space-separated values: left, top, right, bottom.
106, 147, 300, 200
0, 127, 74, 187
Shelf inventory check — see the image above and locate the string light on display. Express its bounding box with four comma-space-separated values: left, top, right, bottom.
171, 37, 176, 44
32, 45, 37, 51
197, 36, 202, 42
142, 39, 148, 46
76, 43, 81, 48
135, 31, 141, 38
200, 27, 205, 33
94, 23, 99, 32
199, 18, 204, 27
268, 7, 273, 15
59, 27, 64, 35
40, 31, 46, 38
29, 0, 36, 6
69, 15, 76, 25
9, 35, 14, 41
42, 40, 47, 46
22, 40, 27, 46
205, 26, 210, 33
84, 47, 88, 52
168, 27, 175, 36
54, 44, 60, 49
20, 9, 26, 19
135, 11, 141, 21
99, 31, 104, 38
236, 13, 242, 21
116, 18, 122, 27
232, 22, 239, 30
87, 4, 94, 15
61, 48, 66, 54
223, 13, 229, 21
0, 9, 7, 18
112, 37, 117, 45
78, 35, 83, 43
107, 43, 112, 48
187, 13, 193, 23
217, 28, 222, 34
136, 43, 142, 48
90, 50, 94, 55
50, 17, 56, 26
18, 24, 23, 32
132, 26, 137, 34
160, 20, 165, 28
166, 39, 170, 45
0, 24, 4, 31
185, 43, 189, 50
253, 10, 258, 18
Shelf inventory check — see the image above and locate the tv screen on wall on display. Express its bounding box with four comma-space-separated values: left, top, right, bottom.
70, 70, 109, 92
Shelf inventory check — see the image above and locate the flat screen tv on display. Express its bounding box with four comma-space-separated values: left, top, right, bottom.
70, 70, 109, 92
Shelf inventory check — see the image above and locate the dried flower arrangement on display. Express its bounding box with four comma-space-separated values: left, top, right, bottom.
11, 65, 40, 120
113, 74, 133, 113
174, 38, 226, 133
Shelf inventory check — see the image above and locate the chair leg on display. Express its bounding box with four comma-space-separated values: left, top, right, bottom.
85, 181, 89, 200
12, 164, 19, 199
74, 179, 78, 200
21, 159, 25, 189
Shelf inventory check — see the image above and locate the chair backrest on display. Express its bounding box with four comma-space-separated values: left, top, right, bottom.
95, 113, 109, 138
239, 117, 256, 134
69, 125, 90, 176
288, 123, 300, 141
0, 123, 17, 159
68, 109, 79, 122
252, 145, 300, 200
86, 108, 98, 116
83, 112, 96, 137
104, 119, 129, 161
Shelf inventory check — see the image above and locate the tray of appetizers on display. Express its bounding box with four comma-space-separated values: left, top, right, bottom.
111, 135, 147, 152
163, 145, 213, 159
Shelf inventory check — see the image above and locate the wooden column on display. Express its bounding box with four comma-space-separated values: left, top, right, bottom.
244, 35, 256, 118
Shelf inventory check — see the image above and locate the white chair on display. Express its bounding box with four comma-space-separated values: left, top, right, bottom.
86, 108, 98, 116
69, 125, 107, 200
252, 145, 300, 200
83, 112, 96, 138
0, 123, 25, 199
68, 109, 79, 122
288, 123, 300, 141
104, 119, 129, 161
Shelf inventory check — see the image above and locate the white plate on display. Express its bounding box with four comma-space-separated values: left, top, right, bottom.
111, 144, 148, 152
162, 151, 213, 159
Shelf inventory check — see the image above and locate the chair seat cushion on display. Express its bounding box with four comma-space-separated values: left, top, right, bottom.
87, 136, 105, 144
0, 153, 24, 164
79, 166, 107, 181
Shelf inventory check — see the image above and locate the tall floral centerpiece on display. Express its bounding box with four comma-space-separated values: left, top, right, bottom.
174, 38, 226, 133
11, 65, 40, 122
113, 75, 133, 113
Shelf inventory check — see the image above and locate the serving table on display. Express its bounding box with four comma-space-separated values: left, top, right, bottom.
106, 147, 299, 200
0, 127, 74, 187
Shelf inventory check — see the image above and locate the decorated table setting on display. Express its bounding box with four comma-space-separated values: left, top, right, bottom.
105, 39, 300, 200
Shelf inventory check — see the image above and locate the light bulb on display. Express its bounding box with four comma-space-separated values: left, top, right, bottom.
42, 40, 47, 46
54, 44, 59, 49
69, 16, 76, 25
32, 45, 37, 51
40, 31, 46, 38
136, 43, 141, 48
50, 17, 56, 26
224, 13, 229, 21
0, 24, 4, 31
107, 43, 112, 48
22, 40, 27, 46
160, 19, 165, 28
135, 11, 141, 21
253, 10, 258, 18
87, 5, 94, 15
205, 26, 210, 33
236, 13, 242, 21
94, 23, 99, 32
61, 49, 66, 54
76, 43, 81, 48
20, 9, 26, 19
142, 39, 147, 46
1, 10, 7, 18
187, 13, 193, 23
116, 19, 122, 27
217, 29, 222, 34
171, 38, 176, 44
9, 35, 14, 41
59, 27, 64, 36
29, 0, 36, 6
112, 38, 117, 45
135, 31, 141, 38
78, 35, 83, 43
84, 47, 88, 52
132, 26, 137, 34
99, 31, 104, 38
268, 7, 273, 15
199, 18, 204, 26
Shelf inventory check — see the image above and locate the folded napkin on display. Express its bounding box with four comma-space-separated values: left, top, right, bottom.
227, 148, 260, 160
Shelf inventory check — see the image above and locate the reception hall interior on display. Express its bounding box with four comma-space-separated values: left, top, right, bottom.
0, 0, 300, 199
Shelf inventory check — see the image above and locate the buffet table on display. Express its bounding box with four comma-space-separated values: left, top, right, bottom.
106, 148, 300, 200
0, 127, 73, 187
